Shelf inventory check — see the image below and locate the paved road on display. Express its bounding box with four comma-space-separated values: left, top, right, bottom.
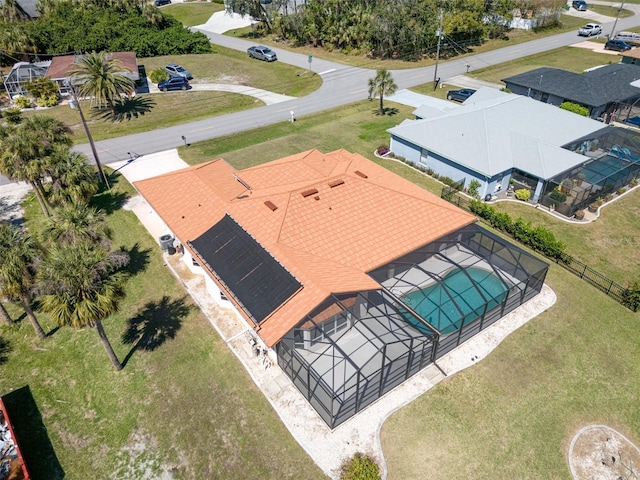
32, 6, 640, 167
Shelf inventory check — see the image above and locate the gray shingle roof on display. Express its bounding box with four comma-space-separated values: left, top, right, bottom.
388, 88, 607, 180
502, 64, 640, 108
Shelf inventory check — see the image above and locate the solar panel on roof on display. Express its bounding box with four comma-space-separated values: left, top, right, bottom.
188, 215, 301, 324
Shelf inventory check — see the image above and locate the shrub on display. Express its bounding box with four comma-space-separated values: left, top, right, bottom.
467, 179, 481, 199
549, 190, 567, 203
13, 95, 33, 109
617, 187, 626, 195
340, 453, 381, 480
623, 278, 640, 312
1, 107, 23, 124
24, 77, 59, 107
515, 188, 530, 201
149, 67, 169, 84
469, 200, 568, 262
559, 101, 589, 117
376, 146, 389, 156
36, 92, 60, 107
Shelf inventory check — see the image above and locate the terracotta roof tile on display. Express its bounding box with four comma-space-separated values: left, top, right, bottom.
135, 150, 475, 347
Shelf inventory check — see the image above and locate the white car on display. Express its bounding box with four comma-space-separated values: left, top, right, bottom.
578, 23, 602, 37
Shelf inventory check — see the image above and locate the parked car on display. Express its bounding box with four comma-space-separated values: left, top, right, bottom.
446, 88, 477, 102
605, 39, 632, 52
154, 0, 171, 5
158, 77, 189, 91
247, 45, 278, 62
572, 0, 587, 11
578, 23, 602, 37
165, 63, 192, 79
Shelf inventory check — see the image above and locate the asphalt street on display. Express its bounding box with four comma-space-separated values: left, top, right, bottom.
4, 5, 640, 180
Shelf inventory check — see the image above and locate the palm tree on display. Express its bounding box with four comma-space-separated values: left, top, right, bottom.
0, 301, 12, 326
42, 204, 111, 249
0, 117, 73, 217
0, 223, 46, 339
46, 149, 99, 207
38, 240, 130, 370
69, 52, 135, 111
367, 69, 397, 115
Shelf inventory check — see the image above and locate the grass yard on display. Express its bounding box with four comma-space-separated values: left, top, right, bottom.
0, 177, 325, 479
224, 14, 588, 70
162, 1, 224, 26
381, 262, 640, 479
178, 98, 640, 479
589, 4, 634, 18
484, 193, 640, 286
23, 49, 321, 144
465, 46, 618, 85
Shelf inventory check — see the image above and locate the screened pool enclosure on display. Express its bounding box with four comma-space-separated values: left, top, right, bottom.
276, 224, 549, 428
540, 127, 640, 217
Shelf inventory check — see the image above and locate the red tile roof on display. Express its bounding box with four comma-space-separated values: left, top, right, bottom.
46, 52, 138, 80
135, 150, 476, 346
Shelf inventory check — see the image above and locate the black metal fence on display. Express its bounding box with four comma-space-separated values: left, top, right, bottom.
440, 187, 638, 311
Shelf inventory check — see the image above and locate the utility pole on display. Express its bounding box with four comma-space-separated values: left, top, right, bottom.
609, 0, 626, 39
67, 81, 109, 188
433, 9, 443, 90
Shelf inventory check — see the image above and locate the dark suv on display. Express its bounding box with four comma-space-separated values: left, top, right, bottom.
572, 0, 587, 11
605, 39, 632, 52
158, 77, 189, 91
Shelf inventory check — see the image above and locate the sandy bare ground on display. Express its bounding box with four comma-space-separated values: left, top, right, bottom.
569, 425, 640, 480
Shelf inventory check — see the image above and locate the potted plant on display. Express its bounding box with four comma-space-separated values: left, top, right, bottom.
588, 197, 603, 212
560, 178, 571, 194
574, 209, 585, 220
577, 173, 586, 186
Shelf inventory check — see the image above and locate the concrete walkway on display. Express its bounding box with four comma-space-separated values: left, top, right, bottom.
147, 80, 295, 105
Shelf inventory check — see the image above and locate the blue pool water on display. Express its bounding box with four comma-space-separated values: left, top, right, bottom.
400, 267, 509, 335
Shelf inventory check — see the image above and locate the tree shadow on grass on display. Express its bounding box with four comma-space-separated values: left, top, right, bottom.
90, 185, 128, 216
123, 242, 151, 276
91, 96, 156, 123
0, 336, 10, 364
2, 385, 65, 480
121, 295, 189, 367
373, 107, 399, 116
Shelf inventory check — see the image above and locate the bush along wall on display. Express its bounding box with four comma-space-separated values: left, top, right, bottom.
469, 200, 569, 262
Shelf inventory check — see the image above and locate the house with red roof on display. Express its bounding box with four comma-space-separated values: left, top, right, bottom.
135, 149, 549, 428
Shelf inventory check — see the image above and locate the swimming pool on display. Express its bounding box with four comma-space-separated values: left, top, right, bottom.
400, 267, 509, 335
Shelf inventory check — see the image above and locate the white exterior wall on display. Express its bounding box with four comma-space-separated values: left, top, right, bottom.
390, 136, 421, 163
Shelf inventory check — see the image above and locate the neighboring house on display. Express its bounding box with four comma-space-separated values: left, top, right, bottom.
134, 149, 549, 428
620, 48, 640, 65
502, 64, 640, 121
388, 88, 640, 217
45, 52, 139, 94
2, 52, 139, 100
2, 61, 50, 98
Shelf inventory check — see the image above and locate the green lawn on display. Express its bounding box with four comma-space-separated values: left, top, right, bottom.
23, 50, 321, 144
381, 262, 640, 479
5, 17, 640, 480
224, 14, 590, 70
0, 177, 325, 480
162, 1, 224, 26
466, 46, 618, 85
589, 4, 634, 18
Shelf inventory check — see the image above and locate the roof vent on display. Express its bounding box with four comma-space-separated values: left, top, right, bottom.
354, 170, 368, 179
301, 188, 319, 198
328, 179, 345, 188
264, 200, 278, 211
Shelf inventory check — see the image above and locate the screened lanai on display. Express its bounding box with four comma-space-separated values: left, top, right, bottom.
276, 224, 549, 429
540, 127, 640, 216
